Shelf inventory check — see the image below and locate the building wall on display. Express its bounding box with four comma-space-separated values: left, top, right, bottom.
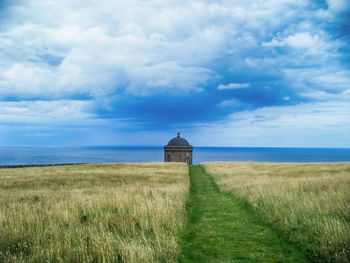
164, 147, 193, 165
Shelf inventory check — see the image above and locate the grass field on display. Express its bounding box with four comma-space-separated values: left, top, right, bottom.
0, 163, 189, 262
203, 162, 350, 263
180, 165, 308, 263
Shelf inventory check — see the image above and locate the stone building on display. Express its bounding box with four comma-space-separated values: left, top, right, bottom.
164, 132, 193, 165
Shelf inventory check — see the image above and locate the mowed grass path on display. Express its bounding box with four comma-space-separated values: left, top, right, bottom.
180, 165, 309, 263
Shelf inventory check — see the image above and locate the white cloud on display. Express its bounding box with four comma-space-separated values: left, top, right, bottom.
229, 102, 350, 128
0, 64, 53, 97
193, 101, 350, 147
284, 32, 319, 49
0, 0, 330, 100
217, 83, 250, 90
301, 87, 350, 101
217, 98, 248, 109
262, 32, 321, 49
327, 0, 349, 13
283, 68, 350, 93
0, 100, 96, 124
127, 61, 215, 96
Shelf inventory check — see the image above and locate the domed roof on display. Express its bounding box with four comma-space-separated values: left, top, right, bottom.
166, 132, 191, 147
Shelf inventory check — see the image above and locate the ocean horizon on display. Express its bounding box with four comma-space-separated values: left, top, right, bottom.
1, 146, 350, 166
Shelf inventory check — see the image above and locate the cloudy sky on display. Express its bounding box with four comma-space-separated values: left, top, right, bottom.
0, 0, 349, 147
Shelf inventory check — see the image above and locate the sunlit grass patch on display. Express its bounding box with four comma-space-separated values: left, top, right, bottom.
203, 162, 350, 263
0, 163, 189, 262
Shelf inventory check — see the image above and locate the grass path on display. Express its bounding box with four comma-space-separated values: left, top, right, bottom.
180, 165, 309, 263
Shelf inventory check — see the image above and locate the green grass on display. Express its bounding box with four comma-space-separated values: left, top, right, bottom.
0, 163, 189, 262
2, 162, 347, 262
203, 162, 350, 263
180, 165, 309, 263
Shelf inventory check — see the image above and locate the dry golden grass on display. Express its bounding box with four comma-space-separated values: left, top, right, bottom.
203, 162, 350, 263
0, 163, 189, 262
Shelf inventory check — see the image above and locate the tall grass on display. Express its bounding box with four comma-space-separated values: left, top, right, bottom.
0, 163, 189, 262
203, 162, 350, 263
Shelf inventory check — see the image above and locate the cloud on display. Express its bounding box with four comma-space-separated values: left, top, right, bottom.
327, 0, 349, 13
0, 0, 323, 101
0, 20, 218, 99
0, 0, 349, 146
283, 68, 350, 93
217, 83, 250, 90
193, 100, 350, 147
126, 61, 215, 96
262, 32, 320, 49
0, 100, 96, 124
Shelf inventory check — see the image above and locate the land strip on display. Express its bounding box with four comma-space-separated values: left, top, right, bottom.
180, 165, 309, 263
0, 163, 86, 169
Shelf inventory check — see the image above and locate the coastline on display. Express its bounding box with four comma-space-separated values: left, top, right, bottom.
1, 147, 350, 166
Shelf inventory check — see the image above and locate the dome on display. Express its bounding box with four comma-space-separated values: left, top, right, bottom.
166, 132, 191, 147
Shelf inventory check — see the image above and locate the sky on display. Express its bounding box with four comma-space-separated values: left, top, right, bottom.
0, 0, 349, 147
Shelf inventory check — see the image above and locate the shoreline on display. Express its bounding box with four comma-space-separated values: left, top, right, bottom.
2, 160, 350, 169
1, 148, 350, 165
0, 163, 87, 169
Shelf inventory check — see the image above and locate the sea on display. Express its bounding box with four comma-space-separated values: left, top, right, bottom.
1, 147, 350, 166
